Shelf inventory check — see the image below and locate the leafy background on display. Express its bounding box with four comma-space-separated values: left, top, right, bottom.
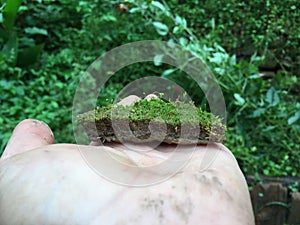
0, 0, 299, 180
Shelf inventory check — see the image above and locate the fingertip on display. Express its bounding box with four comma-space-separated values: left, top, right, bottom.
117, 95, 141, 106
1, 119, 55, 160
144, 94, 158, 100
16, 119, 54, 143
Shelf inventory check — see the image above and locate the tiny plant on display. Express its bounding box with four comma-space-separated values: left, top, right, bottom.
77, 97, 226, 144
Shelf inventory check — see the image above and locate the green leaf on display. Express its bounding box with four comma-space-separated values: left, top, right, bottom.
262, 126, 276, 132
250, 108, 266, 118
153, 54, 163, 66
288, 111, 300, 125
129, 7, 140, 13
99, 15, 117, 22
151, 1, 166, 12
172, 26, 180, 34
1, 31, 18, 65
15, 86, 24, 95
175, 15, 187, 28
263, 169, 270, 176
152, 21, 168, 36
266, 87, 279, 106
161, 68, 177, 77
0, 80, 13, 89
2, 0, 22, 31
167, 39, 176, 48
0, 26, 9, 39
214, 43, 226, 53
211, 17, 215, 30
51, 101, 59, 108
17, 43, 44, 67
209, 52, 223, 64
233, 93, 245, 105
24, 27, 48, 36
230, 54, 236, 65
179, 37, 187, 46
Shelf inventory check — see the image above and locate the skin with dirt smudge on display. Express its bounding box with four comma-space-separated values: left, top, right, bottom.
0, 95, 255, 225
0, 143, 254, 225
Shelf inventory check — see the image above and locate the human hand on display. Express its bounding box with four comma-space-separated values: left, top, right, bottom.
0, 95, 255, 225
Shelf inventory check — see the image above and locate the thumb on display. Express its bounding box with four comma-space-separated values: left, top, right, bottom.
1, 119, 54, 160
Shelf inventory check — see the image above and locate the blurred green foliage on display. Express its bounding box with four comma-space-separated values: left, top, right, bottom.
0, 0, 299, 177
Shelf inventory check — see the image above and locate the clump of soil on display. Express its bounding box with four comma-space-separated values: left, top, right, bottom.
77, 98, 226, 144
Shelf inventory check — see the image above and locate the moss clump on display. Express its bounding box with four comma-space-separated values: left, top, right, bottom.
77, 98, 226, 144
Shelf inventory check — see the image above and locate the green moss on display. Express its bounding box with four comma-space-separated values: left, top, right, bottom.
77, 98, 226, 143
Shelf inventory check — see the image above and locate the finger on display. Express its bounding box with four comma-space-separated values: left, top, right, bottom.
89, 141, 101, 146
116, 95, 141, 106
1, 119, 55, 160
144, 94, 158, 100
205, 143, 237, 163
